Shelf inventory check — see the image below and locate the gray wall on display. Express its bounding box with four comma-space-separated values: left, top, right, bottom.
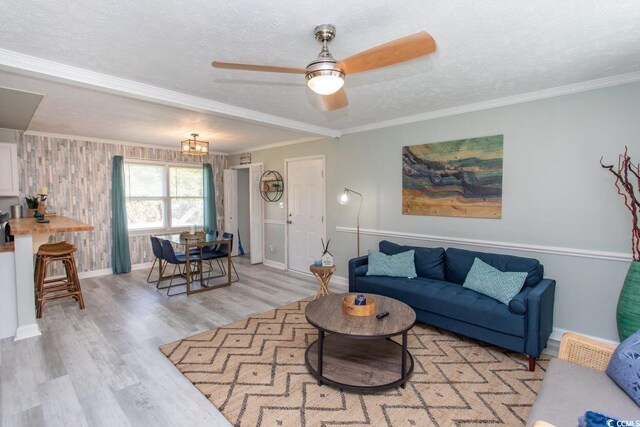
229, 81, 640, 342
236, 168, 250, 254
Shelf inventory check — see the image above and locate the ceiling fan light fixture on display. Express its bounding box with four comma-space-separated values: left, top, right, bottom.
305, 59, 345, 95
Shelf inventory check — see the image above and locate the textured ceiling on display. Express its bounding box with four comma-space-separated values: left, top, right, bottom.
0, 1, 639, 136
0, 71, 313, 152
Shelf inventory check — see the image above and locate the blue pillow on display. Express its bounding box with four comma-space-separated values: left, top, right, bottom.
445, 247, 543, 287
606, 329, 640, 407
578, 411, 619, 427
462, 258, 528, 305
379, 240, 446, 280
366, 249, 417, 278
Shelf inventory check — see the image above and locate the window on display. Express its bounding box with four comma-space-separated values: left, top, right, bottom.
124, 162, 203, 231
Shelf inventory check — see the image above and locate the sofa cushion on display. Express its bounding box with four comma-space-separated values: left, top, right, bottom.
463, 258, 527, 305
526, 358, 640, 427
366, 250, 417, 278
445, 247, 543, 287
354, 276, 525, 337
607, 329, 640, 407
379, 240, 446, 280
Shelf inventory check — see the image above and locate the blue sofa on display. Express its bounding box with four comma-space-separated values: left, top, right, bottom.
348, 241, 556, 371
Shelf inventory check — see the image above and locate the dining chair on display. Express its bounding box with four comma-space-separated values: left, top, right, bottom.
160, 239, 201, 296
147, 236, 166, 285
201, 232, 239, 283
199, 230, 226, 279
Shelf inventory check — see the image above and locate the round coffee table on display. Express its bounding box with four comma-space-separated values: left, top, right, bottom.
304, 293, 416, 392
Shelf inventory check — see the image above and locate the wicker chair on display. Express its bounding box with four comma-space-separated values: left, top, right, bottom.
531, 332, 617, 427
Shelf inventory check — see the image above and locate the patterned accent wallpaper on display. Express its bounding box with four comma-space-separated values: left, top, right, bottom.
10, 131, 226, 273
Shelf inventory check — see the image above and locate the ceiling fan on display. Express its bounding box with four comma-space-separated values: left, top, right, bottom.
211, 24, 436, 111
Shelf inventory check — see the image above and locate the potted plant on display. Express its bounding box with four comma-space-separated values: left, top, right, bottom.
601, 147, 640, 340
25, 196, 39, 218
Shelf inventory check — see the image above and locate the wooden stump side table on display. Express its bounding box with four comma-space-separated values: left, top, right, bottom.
309, 265, 336, 299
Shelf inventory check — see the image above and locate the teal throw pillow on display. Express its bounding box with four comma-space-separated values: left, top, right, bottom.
463, 258, 528, 305
606, 329, 640, 407
366, 249, 417, 278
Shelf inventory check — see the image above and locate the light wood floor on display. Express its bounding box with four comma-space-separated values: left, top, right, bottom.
0, 257, 347, 427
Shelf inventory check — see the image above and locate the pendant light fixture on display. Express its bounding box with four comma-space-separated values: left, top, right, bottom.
181, 133, 209, 156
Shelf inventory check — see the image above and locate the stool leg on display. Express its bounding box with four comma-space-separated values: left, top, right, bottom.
68, 256, 85, 310
35, 256, 49, 318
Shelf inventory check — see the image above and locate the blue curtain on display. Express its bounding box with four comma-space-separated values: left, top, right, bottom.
111, 156, 131, 273
203, 163, 217, 234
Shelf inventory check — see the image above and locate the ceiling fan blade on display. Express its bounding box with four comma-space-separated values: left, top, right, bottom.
337, 31, 436, 75
211, 61, 306, 74
307, 88, 349, 112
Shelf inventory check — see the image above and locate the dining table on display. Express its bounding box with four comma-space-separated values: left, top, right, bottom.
156, 233, 233, 295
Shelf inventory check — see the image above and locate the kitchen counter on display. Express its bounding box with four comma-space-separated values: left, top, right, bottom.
0, 242, 14, 252
9, 216, 94, 235
8, 215, 93, 341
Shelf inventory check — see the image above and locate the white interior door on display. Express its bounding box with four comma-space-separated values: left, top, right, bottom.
287, 158, 325, 273
223, 169, 239, 256
249, 164, 264, 264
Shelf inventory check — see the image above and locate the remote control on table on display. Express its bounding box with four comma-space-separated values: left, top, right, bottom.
376, 311, 389, 319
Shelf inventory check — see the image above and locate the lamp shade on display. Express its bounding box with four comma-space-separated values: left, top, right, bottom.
307, 71, 345, 95
338, 190, 350, 205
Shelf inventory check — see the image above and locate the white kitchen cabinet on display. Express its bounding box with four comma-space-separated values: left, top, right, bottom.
0, 142, 19, 196
0, 250, 17, 339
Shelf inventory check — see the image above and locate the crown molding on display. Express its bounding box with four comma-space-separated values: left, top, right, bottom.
3, 48, 640, 142
22, 130, 227, 155
0, 48, 340, 138
340, 70, 640, 135
228, 135, 329, 155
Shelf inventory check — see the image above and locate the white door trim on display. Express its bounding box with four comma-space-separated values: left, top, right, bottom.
284, 154, 326, 270
229, 164, 265, 263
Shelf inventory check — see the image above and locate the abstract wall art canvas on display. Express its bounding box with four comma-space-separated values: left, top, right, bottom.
402, 135, 503, 219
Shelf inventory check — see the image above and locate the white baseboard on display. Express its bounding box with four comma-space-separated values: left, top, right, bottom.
14, 323, 42, 341
262, 259, 286, 270
332, 275, 348, 286
74, 261, 155, 279
549, 327, 619, 347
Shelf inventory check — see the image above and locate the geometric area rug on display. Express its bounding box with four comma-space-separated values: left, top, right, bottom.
160, 299, 550, 427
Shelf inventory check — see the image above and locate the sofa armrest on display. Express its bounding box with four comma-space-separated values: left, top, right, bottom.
525, 279, 556, 358
348, 256, 369, 292
558, 332, 616, 372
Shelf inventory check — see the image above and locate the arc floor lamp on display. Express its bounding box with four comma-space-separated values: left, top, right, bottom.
338, 188, 363, 256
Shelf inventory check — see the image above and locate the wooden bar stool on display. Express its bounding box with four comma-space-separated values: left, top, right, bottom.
34, 241, 85, 318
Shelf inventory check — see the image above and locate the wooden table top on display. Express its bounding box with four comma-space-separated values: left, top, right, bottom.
8, 215, 94, 235
305, 293, 416, 338
309, 264, 336, 273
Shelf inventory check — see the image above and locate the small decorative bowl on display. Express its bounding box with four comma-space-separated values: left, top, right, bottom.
342, 294, 376, 317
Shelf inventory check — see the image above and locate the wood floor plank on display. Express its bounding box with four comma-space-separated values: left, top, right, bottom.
0, 257, 347, 427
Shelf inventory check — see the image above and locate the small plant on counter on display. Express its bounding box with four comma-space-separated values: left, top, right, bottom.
25, 196, 39, 209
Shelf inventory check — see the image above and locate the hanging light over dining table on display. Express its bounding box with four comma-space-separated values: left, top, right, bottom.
181, 133, 209, 155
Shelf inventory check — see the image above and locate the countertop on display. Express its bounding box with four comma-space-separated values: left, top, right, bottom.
8, 216, 94, 235
0, 242, 14, 253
